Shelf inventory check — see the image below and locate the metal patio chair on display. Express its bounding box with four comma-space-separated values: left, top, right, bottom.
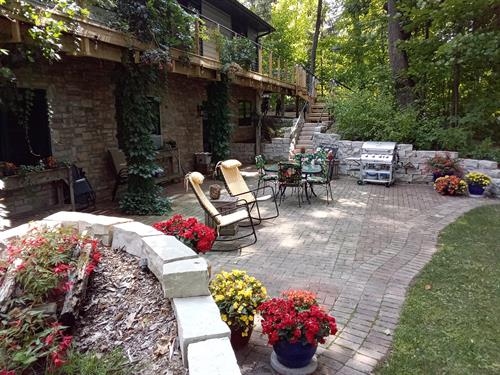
277, 161, 305, 207
186, 172, 257, 251
306, 159, 335, 204
216, 159, 279, 225
255, 155, 278, 194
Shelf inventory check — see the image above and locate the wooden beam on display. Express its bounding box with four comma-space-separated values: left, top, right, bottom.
268, 51, 273, 77
194, 20, 200, 55
258, 46, 263, 74
11, 20, 22, 42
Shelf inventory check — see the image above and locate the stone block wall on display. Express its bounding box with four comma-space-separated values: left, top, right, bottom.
163, 74, 206, 172
311, 132, 500, 194
230, 138, 289, 164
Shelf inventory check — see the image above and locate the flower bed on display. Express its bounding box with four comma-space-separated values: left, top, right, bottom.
0, 226, 101, 373
433, 175, 468, 196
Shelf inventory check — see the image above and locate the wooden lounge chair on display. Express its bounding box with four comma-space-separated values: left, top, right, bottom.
216, 159, 279, 224
186, 172, 257, 251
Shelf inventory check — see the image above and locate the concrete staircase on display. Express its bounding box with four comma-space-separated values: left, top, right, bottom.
294, 101, 330, 152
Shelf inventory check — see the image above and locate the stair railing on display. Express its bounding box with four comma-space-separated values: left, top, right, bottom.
289, 101, 308, 157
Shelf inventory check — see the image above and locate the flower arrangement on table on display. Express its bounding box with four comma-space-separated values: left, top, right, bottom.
0, 226, 101, 372
433, 175, 468, 196
0, 157, 65, 178
210, 270, 267, 348
153, 214, 216, 254
258, 290, 338, 368
424, 152, 463, 179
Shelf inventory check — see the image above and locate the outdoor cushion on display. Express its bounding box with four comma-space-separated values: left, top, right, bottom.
221, 159, 242, 169
218, 209, 249, 227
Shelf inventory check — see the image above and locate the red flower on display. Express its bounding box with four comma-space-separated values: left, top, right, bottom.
0, 370, 16, 375
85, 263, 96, 275
45, 333, 55, 345
53, 263, 72, 274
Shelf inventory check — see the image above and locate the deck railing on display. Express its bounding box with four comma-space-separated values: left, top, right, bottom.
182, 10, 310, 92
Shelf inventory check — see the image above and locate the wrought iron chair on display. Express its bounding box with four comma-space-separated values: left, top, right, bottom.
306, 159, 335, 204
186, 172, 257, 251
277, 161, 305, 207
216, 159, 279, 225
255, 155, 278, 193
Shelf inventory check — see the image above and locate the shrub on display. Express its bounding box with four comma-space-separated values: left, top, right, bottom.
424, 152, 463, 177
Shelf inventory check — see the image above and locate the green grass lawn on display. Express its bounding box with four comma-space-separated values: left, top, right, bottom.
377, 204, 500, 375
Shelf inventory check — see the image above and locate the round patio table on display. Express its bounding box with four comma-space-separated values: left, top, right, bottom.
265, 163, 323, 203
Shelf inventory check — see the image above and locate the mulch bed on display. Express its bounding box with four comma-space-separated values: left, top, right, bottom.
74, 245, 186, 375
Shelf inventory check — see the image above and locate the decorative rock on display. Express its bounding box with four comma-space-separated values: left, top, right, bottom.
478, 160, 498, 170
111, 221, 163, 258
162, 258, 210, 298
270, 351, 318, 375
142, 235, 197, 280
173, 296, 231, 366
43, 211, 96, 227
187, 338, 241, 375
81, 215, 133, 245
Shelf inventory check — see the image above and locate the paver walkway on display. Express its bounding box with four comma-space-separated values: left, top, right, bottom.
8, 175, 494, 374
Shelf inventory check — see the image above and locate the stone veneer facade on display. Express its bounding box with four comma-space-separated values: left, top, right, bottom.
1, 58, 262, 220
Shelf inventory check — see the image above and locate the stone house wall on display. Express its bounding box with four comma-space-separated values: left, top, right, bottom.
2, 57, 119, 219
229, 85, 256, 144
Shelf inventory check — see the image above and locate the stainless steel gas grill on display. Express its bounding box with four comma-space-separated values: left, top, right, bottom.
357, 141, 399, 187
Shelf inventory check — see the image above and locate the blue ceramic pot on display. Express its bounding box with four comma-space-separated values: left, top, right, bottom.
273, 340, 317, 368
468, 183, 484, 196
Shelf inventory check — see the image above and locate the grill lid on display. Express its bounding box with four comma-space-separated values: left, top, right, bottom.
362, 141, 397, 153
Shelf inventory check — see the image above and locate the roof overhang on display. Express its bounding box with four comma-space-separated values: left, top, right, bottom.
205, 0, 274, 33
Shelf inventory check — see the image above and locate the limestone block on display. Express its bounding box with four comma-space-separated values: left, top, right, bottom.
478, 160, 498, 170
44, 211, 96, 228
0, 223, 29, 255
162, 258, 210, 298
142, 235, 197, 280
397, 144, 413, 152
188, 338, 240, 375
411, 173, 432, 183
460, 159, 479, 170
416, 151, 437, 160
486, 169, 500, 179
82, 215, 133, 245
395, 174, 412, 183
111, 221, 163, 258
173, 296, 230, 365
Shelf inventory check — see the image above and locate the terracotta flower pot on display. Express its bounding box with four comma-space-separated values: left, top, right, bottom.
230, 323, 253, 350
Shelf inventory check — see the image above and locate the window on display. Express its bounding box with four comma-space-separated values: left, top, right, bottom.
0, 89, 51, 166
146, 97, 162, 150
238, 100, 253, 126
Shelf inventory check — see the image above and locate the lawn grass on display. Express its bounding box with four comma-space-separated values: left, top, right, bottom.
377, 204, 500, 375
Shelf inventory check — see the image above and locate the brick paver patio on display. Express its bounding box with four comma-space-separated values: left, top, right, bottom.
8, 175, 493, 374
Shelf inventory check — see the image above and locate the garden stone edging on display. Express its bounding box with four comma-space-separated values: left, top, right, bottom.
0, 212, 240, 375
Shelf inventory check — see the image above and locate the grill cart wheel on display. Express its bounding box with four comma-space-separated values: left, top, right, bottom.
357, 180, 363, 185
385, 182, 391, 188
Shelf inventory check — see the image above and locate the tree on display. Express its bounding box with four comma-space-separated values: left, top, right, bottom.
386, 0, 413, 107
308, 0, 323, 93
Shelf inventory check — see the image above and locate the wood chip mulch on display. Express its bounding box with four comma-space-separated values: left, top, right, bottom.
74, 245, 187, 375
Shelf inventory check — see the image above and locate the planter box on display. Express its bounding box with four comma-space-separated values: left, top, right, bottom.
0, 168, 69, 191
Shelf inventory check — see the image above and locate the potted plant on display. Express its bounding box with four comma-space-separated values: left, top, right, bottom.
433, 175, 468, 196
153, 214, 216, 254
259, 290, 338, 369
210, 270, 267, 349
465, 172, 491, 196
424, 152, 463, 181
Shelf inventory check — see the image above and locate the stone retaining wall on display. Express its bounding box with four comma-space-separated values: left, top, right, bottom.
312, 132, 500, 196
230, 138, 289, 163
0, 213, 240, 375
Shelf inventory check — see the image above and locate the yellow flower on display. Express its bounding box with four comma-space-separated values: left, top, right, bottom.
221, 314, 227, 321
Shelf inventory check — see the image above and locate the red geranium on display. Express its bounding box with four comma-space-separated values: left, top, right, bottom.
153, 215, 216, 254
258, 290, 337, 346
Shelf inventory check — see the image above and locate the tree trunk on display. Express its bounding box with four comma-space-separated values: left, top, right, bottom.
451, 62, 460, 126
387, 0, 413, 107
308, 0, 323, 95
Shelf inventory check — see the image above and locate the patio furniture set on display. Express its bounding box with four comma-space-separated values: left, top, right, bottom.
185, 148, 338, 251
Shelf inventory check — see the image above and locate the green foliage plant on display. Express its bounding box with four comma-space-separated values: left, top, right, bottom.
51, 349, 133, 375
206, 76, 231, 163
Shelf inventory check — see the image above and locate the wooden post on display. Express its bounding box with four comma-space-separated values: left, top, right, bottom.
194, 19, 200, 55
258, 46, 263, 74
268, 51, 273, 77
277, 57, 281, 80
255, 90, 263, 156
10, 20, 22, 43
284, 62, 288, 82
295, 95, 300, 118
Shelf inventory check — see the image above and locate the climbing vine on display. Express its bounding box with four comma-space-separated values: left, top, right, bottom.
113, 0, 193, 214
206, 76, 231, 163
115, 59, 171, 215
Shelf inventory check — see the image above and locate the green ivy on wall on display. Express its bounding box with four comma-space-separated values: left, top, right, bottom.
206, 76, 231, 163
115, 59, 171, 215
